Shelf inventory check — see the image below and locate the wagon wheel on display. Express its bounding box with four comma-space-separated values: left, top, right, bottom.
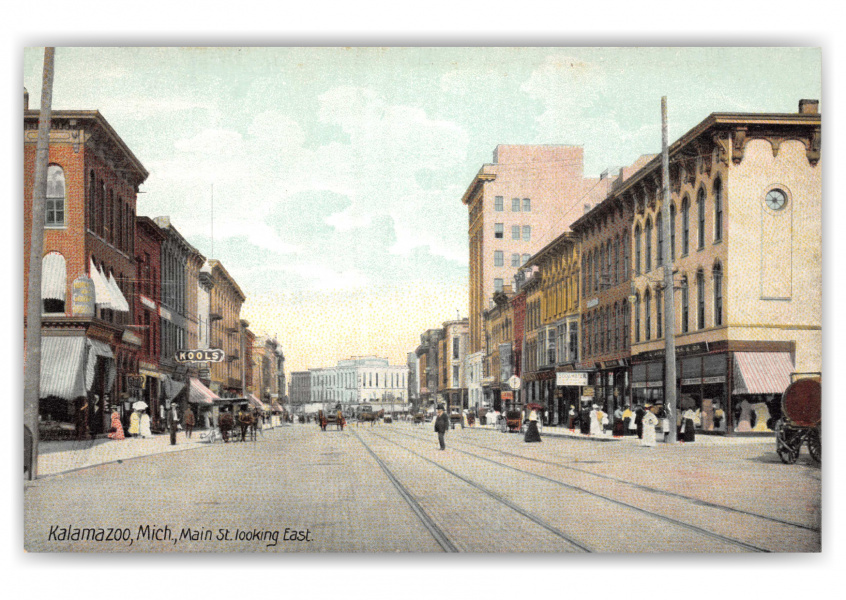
775, 420, 799, 465
808, 428, 821, 463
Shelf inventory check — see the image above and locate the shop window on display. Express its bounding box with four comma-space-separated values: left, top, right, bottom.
45, 165, 65, 226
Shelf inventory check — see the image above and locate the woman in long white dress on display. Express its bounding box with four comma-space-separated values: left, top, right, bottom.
589, 405, 602, 436
641, 407, 658, 447
139, 410, 153, 438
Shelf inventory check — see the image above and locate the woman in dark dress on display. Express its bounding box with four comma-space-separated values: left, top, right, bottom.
524, 410, 542, 443
635, 405, 645, 439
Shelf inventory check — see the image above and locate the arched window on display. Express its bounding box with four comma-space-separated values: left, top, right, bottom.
681, 195, 690, 255
634, 225, 642, 275
88, 171, 96, 232
655, 287, 662, 338
656, 210, 664, 267
613, 237, 619, 284
98, 181, 106, 237
644, 288, 652, 341
644, 218, 653, 272
613, 302, 619, 351
713, 262, 723, 326
670, 204, 676, 260
697, 269, 706, 329
714, 178, 723, 242
606, 239, 612, 284
697, 187, 706, 249
593, 251, 600, 292
623, 231, 630, 280
622, 300, 629, 348
681, 274, 689, 333
41, 252, 67, 313
45, 165, 65, 226
634, 293, 641, 343
106, 188, 114, 243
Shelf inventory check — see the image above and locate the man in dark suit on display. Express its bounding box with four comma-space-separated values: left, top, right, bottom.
434, 405, 449, 450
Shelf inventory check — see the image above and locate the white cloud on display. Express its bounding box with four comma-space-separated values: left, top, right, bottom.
174, 128, 245, 154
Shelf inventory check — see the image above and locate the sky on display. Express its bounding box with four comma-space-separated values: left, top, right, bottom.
22, 47, 821, 376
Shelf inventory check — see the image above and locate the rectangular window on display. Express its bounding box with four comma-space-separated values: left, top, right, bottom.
453, 337, 460, 359
523, 198, 531, 212
522, 254, 530, 265
494, 223, 504, 239
512, 225, 520, 240
494, 278, 503, 293
698, 195, 706, 249
494, 251, 503, 266
681, 283, 689, 333
697, 272, 706, 329
511, 253, 520, 267
512, 198, 520, 212
522, 225, 531, 242
494, 196, 504, 211
45, 198, 65, 226
656, 291, 663, 338
453, 365, 460, 387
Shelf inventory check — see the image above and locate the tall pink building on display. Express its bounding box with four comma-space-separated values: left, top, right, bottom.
462, 145, 610, 354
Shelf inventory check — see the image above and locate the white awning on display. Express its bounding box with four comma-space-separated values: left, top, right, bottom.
89, 258, 115, 309
40, 336, 87, 400
85, 339, 115, 393
41, 252, 66, 301
107, 272, 130, 312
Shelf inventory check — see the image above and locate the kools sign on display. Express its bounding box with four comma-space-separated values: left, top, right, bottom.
174, 349, 225, 363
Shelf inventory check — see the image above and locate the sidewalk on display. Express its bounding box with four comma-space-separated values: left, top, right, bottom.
466, 423, 773, 445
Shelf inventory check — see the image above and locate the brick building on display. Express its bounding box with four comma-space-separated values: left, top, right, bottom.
25, 102, 147, 435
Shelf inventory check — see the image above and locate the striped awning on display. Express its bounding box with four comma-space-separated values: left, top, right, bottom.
188, 377, 218, 405
733, 352, 794, 395
270, 401, 283, 413
40, 336, 87, 400
41, 252, 66, 301
248, 393, 268, 411
85, 339, 115, 393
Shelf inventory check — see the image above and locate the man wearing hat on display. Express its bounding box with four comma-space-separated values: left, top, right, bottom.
434, 405, 450, 450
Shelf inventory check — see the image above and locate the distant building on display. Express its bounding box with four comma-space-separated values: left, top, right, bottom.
308, 356, 410, 414
437, 319, 469, 410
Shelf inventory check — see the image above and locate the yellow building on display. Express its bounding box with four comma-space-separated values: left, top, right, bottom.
208, 260, 247, 397
482, 287, 514, 410
627, 100, 820, 433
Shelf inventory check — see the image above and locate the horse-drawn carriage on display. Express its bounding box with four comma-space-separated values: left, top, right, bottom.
318, 409, 346, 431
775, 376, 821, 464
502, 410, 523, 433
412, 412, 425, 425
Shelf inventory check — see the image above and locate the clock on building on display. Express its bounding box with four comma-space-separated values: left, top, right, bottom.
765, 189, 787, 211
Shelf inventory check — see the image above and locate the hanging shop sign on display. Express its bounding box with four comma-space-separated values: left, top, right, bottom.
501, 392, 513, 401
174, 348, 225, 363
127, 375, 145, 390
556, 372, 588, 387
582, 386, 595, 396
71, 276, 95, 317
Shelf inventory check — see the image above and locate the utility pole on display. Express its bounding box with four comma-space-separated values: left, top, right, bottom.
662, 96, 678, 444
24, 47, 56, 480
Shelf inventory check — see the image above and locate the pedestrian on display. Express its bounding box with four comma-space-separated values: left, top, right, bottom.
641, 404, 658, 447
589, 404, 603, 436
635, 404, 645, 439
622, 405, 634, 436
337, 408, 345, 431
107, 406, 124, 441
524, 409, 542, 443
579, 407, 591, 435
680, 407, 696, 443
168, 404, 179, 446
184, 406, 195, 439
613, 406, 625, 437
75, 397, 90, 441
434, 404, 449, 450
139, 409, 153, 438
128, 409, 140, 438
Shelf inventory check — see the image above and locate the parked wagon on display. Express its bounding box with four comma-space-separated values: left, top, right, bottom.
503, 410, 523, 433
412, 413, 425, 425
775, 376, 821, 464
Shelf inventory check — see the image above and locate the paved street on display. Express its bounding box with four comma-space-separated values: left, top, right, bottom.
24, 422, 820, 553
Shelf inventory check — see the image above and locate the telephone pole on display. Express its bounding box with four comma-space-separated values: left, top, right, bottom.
24, 47, 56, 479
662, 96, 678, 443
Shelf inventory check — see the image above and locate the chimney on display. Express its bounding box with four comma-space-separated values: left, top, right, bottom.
799, 99, 819, 114
24, 88, 29, 111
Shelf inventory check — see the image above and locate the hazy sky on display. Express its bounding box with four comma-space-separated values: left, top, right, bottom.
22, 47, 821, 375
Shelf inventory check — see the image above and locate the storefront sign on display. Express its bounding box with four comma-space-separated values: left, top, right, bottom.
71, 276, 95, 317
582, 386, 595, 396
174, 348, 225, 363
127, 375, 145, 390
501, 392, 513, 401
681, 376, 726, 386
556, 372, 588, 387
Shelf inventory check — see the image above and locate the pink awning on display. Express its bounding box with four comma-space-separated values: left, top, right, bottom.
733, 352, 794, 395
248, 393, 268, 411
189, 377, 218, 405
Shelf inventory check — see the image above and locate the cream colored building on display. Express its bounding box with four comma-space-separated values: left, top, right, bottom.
627, 100, 820, 433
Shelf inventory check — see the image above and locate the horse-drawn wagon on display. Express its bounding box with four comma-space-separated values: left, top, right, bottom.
503, 410, 523, 433
775, 376, 821, 464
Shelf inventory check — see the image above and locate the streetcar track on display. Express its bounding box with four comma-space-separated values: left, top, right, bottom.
403, 425, 820, 533
377, 427, 770, 552
356, 429, 592, 552
351, 430, 458, 552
